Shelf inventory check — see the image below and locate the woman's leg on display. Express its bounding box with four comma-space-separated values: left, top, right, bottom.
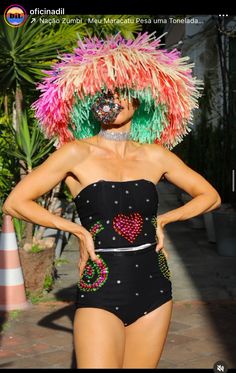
122, 299, 173, 368
73, 307, 126, 368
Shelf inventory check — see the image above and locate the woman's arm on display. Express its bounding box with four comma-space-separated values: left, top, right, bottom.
156, 146, 221, 228
2, 141, 99, 264
3, 142, 77, 230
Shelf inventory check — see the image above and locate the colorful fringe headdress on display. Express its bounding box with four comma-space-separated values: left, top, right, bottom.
32, 32, 203, 149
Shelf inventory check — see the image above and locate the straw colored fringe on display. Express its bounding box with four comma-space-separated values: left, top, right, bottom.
32, 32, 203, 148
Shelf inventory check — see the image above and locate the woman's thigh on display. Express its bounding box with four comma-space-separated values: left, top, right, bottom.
73, 307, 126, 368
122, 299, 173, 368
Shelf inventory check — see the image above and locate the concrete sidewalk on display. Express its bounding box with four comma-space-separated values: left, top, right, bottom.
0, 180, 236, 369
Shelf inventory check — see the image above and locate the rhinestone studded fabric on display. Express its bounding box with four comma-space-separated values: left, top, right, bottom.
78, 256, 109, 292
98, 128, 131, 141
91, 92, 124, 125
113, 212, 143, 243
89, 221, 105, 240
157, 250, 171, 280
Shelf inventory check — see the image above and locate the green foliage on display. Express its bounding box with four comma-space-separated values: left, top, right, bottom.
81, 15, 142, 39
43, 274, 54, 292
0, 16, 85, 92
2, 111, 55, 173
13, 217, 26, 243
0, 116, 18, 191
60, 183, 74, 202
30, 244, 43, 253
26, 290, 44, 304
0, 310, 21, 332
0, 14, 142, 95
55, 257, 70, 267
0, 116, 18, 226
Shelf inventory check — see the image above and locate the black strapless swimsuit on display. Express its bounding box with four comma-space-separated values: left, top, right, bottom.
73, 179, 172, 326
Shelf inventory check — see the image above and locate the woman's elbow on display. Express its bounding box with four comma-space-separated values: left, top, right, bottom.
213, 193, 222, 209
2, 198, 17, 216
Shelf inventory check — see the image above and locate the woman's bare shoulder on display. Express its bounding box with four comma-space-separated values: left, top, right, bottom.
52, 139, 88, 159
34, 140, 89, 175
143, 142, 169, 159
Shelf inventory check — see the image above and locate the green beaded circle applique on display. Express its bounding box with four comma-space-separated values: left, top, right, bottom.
78, 256, 109, 292
157, 250, 171, 280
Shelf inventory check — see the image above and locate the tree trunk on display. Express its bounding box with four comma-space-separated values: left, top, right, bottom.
15, 85, 23, 133
4, 95, 8, 116
24, 222, 34, 245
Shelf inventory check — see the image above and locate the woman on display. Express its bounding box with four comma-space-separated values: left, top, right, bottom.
3, 33, 221, 368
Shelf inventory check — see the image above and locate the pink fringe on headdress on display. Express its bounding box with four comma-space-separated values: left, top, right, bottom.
32, 32, 202, 147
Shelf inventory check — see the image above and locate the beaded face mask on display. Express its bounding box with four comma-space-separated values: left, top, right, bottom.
91, 92, 124, 124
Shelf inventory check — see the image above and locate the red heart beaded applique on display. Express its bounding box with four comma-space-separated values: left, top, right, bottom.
113, 213, 143, 243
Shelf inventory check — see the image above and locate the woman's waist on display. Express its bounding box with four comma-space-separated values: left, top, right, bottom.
94, 241, 157, 255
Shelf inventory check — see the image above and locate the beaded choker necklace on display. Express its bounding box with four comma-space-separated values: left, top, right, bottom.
98, 128, 130, 141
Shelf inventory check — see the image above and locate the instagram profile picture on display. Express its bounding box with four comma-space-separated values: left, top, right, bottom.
4, 4, 28, 27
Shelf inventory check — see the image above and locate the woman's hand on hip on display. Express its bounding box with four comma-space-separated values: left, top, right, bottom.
155, 216, 169, 259
75, 226, 100, 277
